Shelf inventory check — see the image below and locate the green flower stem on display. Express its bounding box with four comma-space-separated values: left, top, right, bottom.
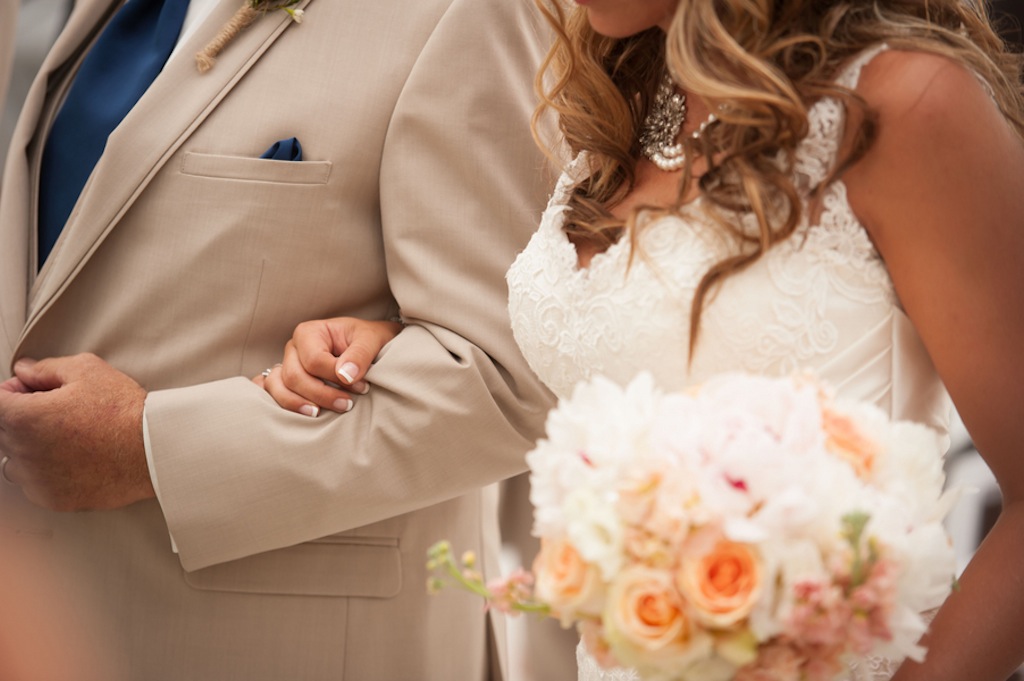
442, 560, 491, 599
427, 540, 550, 615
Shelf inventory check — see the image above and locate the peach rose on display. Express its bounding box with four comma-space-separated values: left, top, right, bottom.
603, 566, 711, 671
822, 409, 879, 479
533, 537, 605, 626
677, 540, 763, 628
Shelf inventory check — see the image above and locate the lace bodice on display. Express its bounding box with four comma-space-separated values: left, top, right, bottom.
506, 46, 951, 681
508, 44, 950, 432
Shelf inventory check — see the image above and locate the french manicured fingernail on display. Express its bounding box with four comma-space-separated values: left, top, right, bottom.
333, 398, 353, 413
299, 404, 320, 418
351, 380, 369, 395
337, 362, 359, 384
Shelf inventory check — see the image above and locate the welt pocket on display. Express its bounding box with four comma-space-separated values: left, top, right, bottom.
309, 533, 400, 548
182, 535, 402, 598
180, 151, 332, 185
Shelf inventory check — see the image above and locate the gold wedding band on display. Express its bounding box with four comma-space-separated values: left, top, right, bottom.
0, 456, 14, 485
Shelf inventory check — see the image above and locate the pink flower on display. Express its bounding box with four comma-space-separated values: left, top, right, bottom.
803, 650, 846, 681
486, 568, 534, 615
734, 641, 804, 681
736, 638, 846, 681
845, 558, 898, 653
785, 581, 851, 648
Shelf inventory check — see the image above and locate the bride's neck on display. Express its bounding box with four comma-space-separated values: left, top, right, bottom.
571, 159, 696, 269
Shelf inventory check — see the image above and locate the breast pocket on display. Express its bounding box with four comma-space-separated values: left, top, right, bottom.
171, 145, 388, 351
180, 151, 332, 185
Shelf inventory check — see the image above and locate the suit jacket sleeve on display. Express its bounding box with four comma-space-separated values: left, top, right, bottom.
142, 0, 556, 571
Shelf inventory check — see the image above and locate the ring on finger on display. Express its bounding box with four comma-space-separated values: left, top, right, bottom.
0, 456, 14, 486
260, 363, 282, 379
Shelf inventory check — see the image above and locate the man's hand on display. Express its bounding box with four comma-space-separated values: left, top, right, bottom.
0, 353, 154, 511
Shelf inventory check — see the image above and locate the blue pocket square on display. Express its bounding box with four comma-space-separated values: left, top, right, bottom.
260, 137, 303, 161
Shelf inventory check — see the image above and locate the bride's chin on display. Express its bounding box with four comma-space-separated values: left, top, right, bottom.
580, 8, 670, 39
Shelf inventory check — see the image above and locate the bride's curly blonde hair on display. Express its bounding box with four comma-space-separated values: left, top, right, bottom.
532, 0, 1024, 354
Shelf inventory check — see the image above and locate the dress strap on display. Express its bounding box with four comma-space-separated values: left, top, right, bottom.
792, 44, 890, 192
835, 43, 890, 90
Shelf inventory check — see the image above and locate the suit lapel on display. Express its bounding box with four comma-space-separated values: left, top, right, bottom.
0, 0, 122, 364
21, 0, 316, 348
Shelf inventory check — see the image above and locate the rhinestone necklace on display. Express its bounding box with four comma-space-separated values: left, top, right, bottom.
639, 72, 718, 172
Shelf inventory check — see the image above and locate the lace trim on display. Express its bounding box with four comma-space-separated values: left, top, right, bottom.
576, 641, 640, 681
792, 43, 889, 192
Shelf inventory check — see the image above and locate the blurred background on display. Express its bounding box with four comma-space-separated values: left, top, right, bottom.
1, 0, 71, 167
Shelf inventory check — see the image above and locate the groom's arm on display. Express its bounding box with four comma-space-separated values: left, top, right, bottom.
137, 0, 555, 570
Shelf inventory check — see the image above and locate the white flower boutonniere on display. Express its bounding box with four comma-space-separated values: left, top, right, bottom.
196, 0, 304, 73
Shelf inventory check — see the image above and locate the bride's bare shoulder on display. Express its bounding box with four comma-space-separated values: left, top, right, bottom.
840, 47, 1019, 235
854, 48, 993, 134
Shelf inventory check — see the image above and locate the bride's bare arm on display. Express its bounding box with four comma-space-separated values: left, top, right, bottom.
845, 50, 1024, 681
254, 318, 403, 416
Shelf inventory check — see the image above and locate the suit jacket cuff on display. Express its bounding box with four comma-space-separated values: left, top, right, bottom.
142, 408, 180, 553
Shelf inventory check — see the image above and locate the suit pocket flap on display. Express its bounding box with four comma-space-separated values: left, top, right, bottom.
182, 537, 401, 598
181, 151, 332, 184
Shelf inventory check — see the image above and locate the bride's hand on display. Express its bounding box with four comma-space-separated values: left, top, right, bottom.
254, 317, 403, 417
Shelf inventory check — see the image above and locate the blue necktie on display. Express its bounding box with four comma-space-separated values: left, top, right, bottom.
37, 0, 190, 267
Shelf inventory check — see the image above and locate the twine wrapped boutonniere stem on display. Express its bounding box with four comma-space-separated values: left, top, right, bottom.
196, 0, 303, 73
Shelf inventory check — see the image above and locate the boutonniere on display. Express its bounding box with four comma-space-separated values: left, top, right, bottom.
196, 0, 304, 73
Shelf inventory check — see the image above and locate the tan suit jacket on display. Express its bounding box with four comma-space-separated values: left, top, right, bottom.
0, 0, 554, 678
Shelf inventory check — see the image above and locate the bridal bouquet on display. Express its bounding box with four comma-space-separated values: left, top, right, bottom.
429, 372, 958, 681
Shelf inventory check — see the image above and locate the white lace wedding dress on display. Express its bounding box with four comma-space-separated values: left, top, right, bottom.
506, 46, 950, 681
